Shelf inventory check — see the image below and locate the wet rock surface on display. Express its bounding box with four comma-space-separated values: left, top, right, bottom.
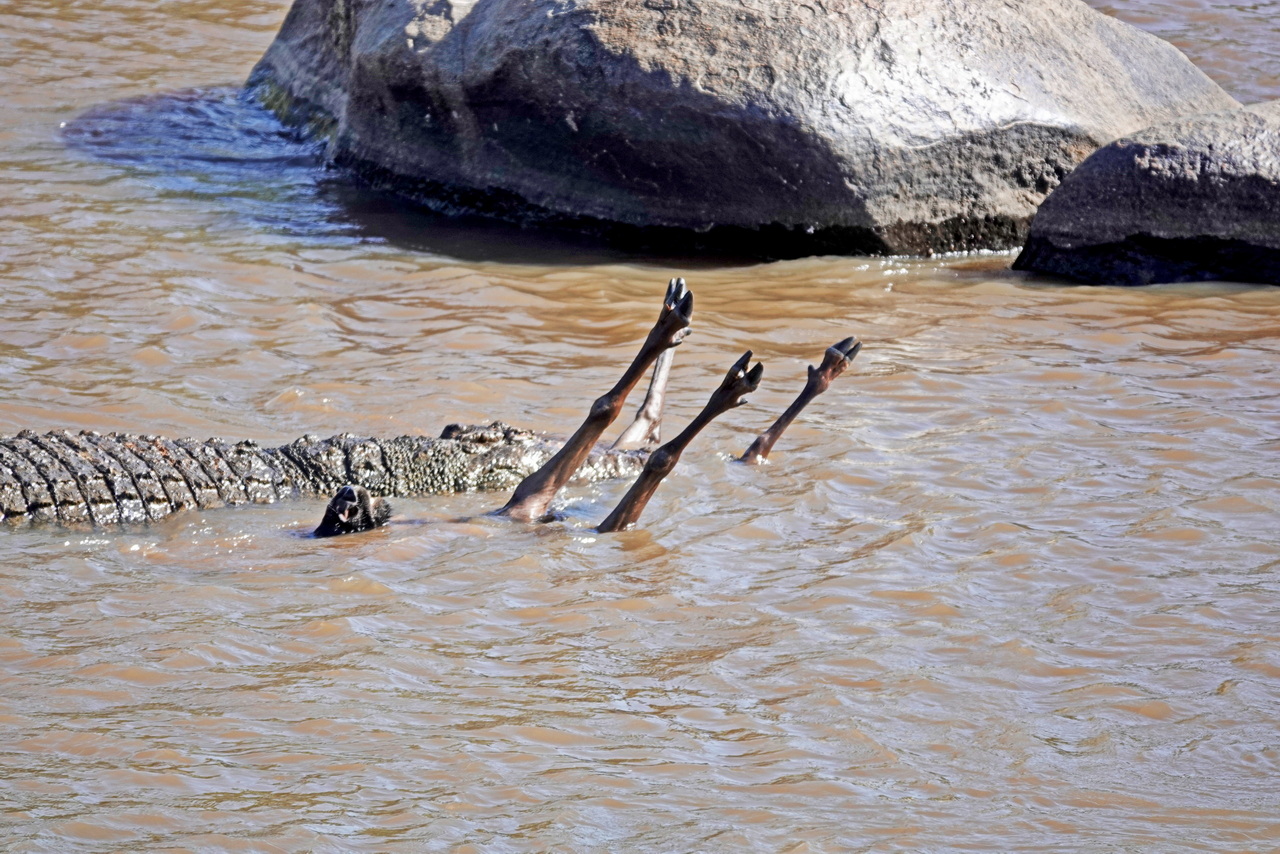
247, 0, 1236, 257
1014, 101, 1280, 285
0, 424, 646, 529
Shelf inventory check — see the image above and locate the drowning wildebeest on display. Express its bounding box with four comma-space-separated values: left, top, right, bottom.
314, 279, 861, 536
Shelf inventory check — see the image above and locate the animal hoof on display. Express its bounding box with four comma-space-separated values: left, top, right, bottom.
711, 350, 764, 412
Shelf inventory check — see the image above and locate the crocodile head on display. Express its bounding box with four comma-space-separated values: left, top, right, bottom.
313, 484, 392, 537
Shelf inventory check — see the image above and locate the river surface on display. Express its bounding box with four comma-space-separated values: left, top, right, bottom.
1, 1, 1278, 850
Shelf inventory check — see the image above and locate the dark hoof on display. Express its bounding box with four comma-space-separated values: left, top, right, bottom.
830, 336, 862, 362
810, 336, 862, 388
314, 484, 392, 537
659, 277, 694, 347
709, 350, 765, 413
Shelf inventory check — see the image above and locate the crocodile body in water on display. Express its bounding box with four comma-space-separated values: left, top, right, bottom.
0, 422, 646, 529
0, 280, 860, 534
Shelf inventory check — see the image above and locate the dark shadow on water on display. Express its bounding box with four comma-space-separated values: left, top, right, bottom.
60, 86, 761, 268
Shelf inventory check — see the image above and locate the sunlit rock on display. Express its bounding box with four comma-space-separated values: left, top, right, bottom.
248, 0, 1237, 257
1014, 101, 1280, 285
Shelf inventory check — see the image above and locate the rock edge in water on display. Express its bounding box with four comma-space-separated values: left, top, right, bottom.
246, 0, 1236, 257
1014, 101, 1280, 285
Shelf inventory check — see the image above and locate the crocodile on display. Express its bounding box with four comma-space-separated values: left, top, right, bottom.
0, 422, 647, 529
0, 280, 860, 533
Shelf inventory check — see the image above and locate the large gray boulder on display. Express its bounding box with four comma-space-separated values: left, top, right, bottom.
248, 0, 1237, 256
1014, 101, 1280, 284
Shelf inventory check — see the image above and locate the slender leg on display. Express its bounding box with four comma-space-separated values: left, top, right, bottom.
740, 337, 861, 464
597, 351, 763, 533
611, 347, 675, 450
612, 277, 688, 450
314, 484, 392, 537
496, 279, 694, 522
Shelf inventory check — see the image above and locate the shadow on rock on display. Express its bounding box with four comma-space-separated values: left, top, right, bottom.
58, 87, 762, 268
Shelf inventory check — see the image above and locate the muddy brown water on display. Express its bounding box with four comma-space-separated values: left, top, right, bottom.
1, 1, 1278, 850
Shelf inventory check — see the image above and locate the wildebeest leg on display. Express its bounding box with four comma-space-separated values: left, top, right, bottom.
314, 484, 392, 537
612, 277, 688, 450
496, 279, 695, 523
597, 351, 763, 533
739, 337, 861, 465
611, 346, 675, 450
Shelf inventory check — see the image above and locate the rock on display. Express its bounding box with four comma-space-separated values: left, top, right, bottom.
248, 0, 1237, 257
1013, 101, 1280, 284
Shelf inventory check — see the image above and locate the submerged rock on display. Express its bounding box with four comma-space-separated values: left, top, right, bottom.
247, 0, 1235, 257
1014, 101, 1280, 285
